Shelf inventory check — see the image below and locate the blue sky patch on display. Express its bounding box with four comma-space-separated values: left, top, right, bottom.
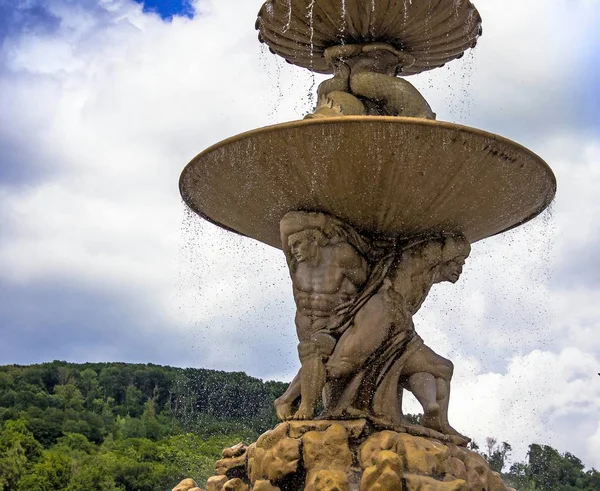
133, 0, 195, 20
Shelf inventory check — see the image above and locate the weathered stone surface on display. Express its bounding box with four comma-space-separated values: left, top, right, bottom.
446, 444, 468, 462
252, 481, 280, 491
203, 425, 512, 491
256, 423, 289, 449
360, 450, 403, 491
215, 453, 247, 476
396, 434, 449, 476
288, 419, 366, 439
260, 438, 300, 482
405, 474, 468, 491
463, 451, 490, 490
247, 424, 300, 483
303, 424, 352, 472
487, 471, 509, 491
205, 475, 228, 491
441, 457, 468, 481
173, 478, 198, 491
359, 431, 401, 469
223, 443, 248, 459
305, 468, 350, 491
222, 478, 249, 491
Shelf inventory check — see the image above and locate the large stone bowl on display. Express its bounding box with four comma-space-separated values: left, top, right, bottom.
180, 117, 555, 249
255, 0, 482, 75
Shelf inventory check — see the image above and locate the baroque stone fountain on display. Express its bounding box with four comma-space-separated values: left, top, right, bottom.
177, 1, 556, 490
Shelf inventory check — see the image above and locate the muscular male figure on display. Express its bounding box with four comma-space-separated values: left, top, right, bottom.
326, 235, 470, 437
275, 211, 368, 420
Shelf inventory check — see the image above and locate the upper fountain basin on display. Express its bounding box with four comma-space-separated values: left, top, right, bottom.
256, 0, 482, 75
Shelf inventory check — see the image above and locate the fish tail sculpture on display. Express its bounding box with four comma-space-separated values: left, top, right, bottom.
307, 43, 436, 120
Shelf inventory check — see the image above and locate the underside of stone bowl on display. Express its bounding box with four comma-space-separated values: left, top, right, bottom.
180, 117, 556, 248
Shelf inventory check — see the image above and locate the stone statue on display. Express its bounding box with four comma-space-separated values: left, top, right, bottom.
276, 211, 470, 443
325, 235, 470, 442
276, 211, 373, 420
306, 44, 436, 120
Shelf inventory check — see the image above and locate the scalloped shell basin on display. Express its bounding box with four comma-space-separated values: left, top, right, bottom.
256, 0, 482, 75
180, 117, 555, 249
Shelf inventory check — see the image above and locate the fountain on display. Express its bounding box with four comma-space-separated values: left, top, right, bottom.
177, 1, 556, 490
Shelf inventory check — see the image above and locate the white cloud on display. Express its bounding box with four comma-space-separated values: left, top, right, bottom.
0, 0, 599, 469
449, 347, 600, 469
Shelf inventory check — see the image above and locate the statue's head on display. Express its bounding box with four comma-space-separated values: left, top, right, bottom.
288, 228, 328, 263
436, 235, 471, 284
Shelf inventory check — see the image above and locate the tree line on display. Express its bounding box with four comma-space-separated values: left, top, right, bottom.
0, 361, 598, 490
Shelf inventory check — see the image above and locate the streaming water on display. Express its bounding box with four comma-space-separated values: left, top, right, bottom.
370, 0, 376, 37
340, 0, 347, 40
306, 0, 316, 108
403, 0, 412, 25
439, 46, 475, 123
268, 57, 285, 120
283, 0, 292, 33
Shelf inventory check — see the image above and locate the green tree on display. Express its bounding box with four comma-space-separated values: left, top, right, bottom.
64, 454, 122, 491
54, 433, 96, 455
118, 416, 146, 439
54, 384, 85, 411
0, 419, 43, 490
78, 369, 102, 409
17, 450, 71, 491
484, 437, 512, 473
124, 385, 144, 417
141, 399, 163, 441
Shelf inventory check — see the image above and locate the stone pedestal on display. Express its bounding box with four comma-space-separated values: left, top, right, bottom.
202, 420, 514, 491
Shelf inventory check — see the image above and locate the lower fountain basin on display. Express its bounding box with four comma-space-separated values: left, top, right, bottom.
180, 117, 555, 248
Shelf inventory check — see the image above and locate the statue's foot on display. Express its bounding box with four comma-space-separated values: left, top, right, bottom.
421, 403, 443, 432
368, 413, 396, 428
274, 398, 294, 421
319, 407, 368, 421
440, 423, 471, 444
343, 407, 368, 419
292, 405, 315, 420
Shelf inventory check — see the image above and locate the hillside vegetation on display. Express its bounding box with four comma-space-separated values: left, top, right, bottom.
0, 361, 598, 490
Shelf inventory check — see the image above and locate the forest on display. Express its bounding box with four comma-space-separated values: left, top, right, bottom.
0, 361, 598, 490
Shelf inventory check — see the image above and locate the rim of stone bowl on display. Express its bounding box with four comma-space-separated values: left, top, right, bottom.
180, 116, 556, 249
255, 0, 482, 75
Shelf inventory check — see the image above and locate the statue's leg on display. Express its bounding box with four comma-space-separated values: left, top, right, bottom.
400, 344, 453, 432
437, 377, 451, 426
294, 334, 336, 420
327, 293, 393, 379
274, 370, 301, 420
406, 372, 442, 431
433, 367, 467, 439
401, 345, 469, 439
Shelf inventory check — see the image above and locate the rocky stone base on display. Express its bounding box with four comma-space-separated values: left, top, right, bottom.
196, 420, 514, 491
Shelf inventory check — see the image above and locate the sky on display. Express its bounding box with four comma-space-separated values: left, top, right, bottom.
0, 0, 599, 470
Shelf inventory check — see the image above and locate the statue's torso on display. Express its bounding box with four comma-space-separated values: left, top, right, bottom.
292, 252, 361, 339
